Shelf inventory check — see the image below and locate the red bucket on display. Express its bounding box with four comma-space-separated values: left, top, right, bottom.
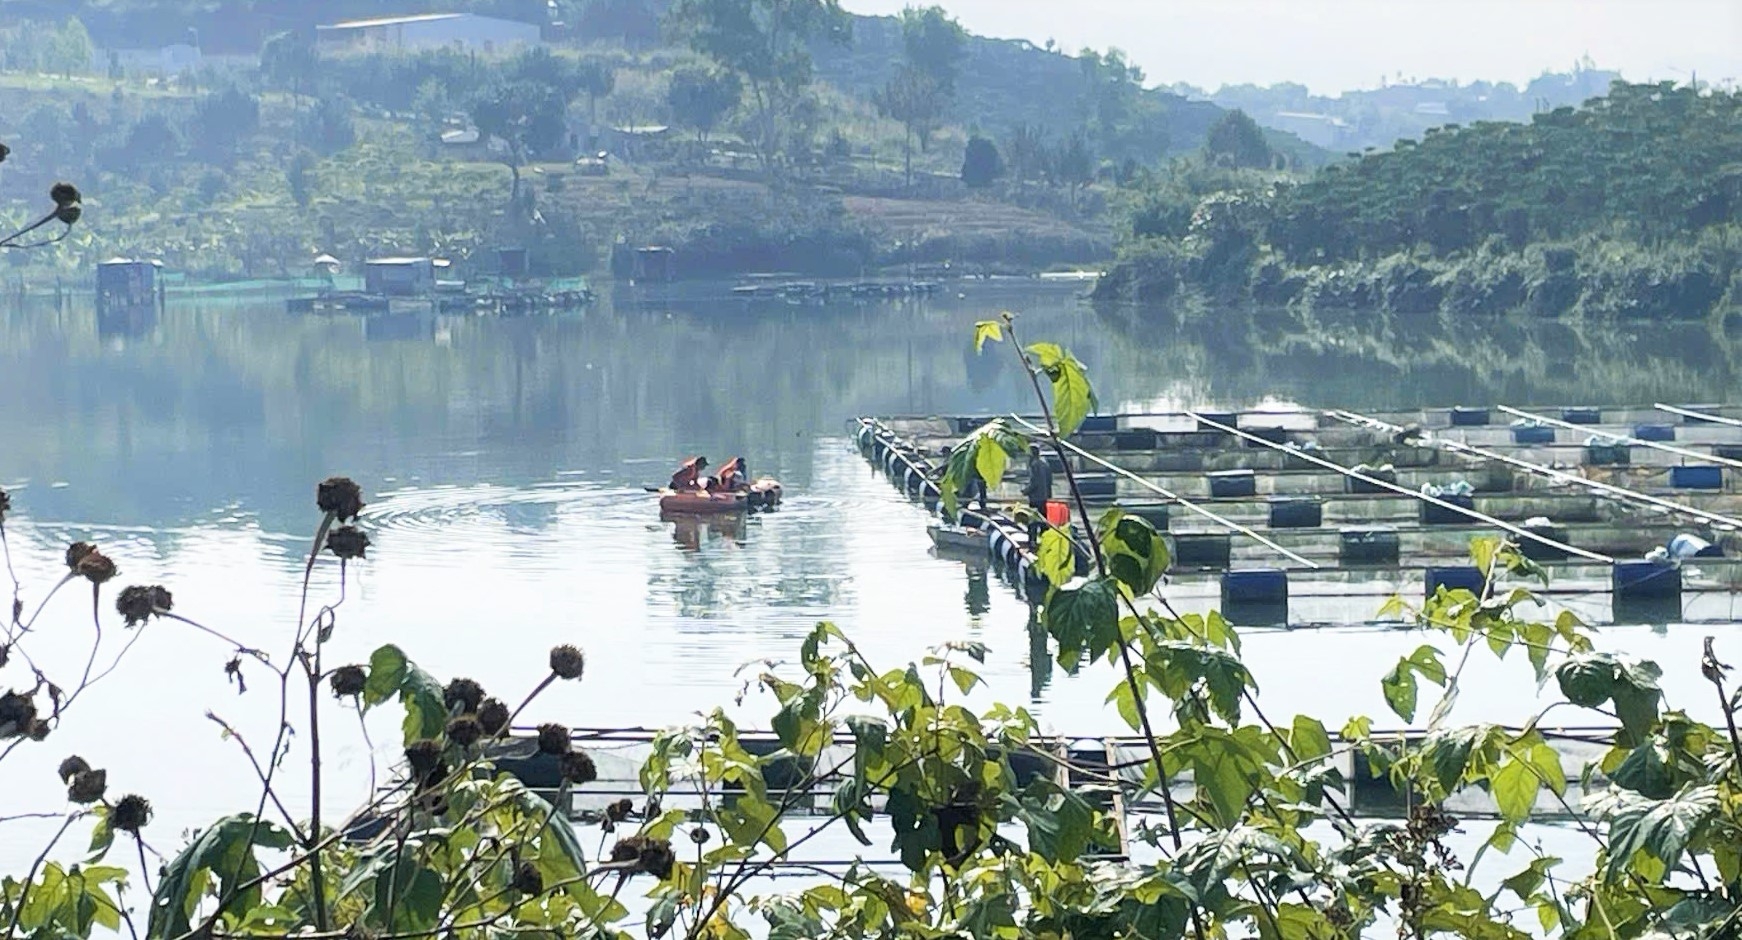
1044, 500, 1070, 528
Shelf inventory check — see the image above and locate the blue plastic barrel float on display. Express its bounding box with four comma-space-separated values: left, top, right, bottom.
1425, 566, 1486, 597
1449, 406, 1489, 427
1268, 498, 1323, 529
1340, 527, 1400, 565
1612, 560, 1682, 599
1512, 425, 1556, 445
1209, 469, 1257, 499
1561, 407, 1602, 424
1633, 424, 1676, 442
1670, 466, 1722, 490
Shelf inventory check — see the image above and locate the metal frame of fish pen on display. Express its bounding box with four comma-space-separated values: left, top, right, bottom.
479, 723, 1621, 835
1326, 409, 1742, 533
1496, 404, 1742, 474
854, 405, 1742, 626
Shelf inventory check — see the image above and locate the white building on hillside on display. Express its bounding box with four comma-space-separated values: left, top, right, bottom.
315, 13, 540, 55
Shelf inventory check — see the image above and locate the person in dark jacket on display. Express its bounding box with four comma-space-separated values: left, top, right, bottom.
1023, 444, 1054, 544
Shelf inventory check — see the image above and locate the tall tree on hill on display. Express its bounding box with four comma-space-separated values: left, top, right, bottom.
1204, 108, 1275, 170
471, 80, 570, 211
1004, 122, 1049, 183
895, 5, 964, 155
260, 29, 318, 96
900, 6, 965, 98
666, 0, 851, 174
574, 56, 617, 130
1078, 47, 1145, 159
667, 65, 742, 143
44, 17, 93, 79
875, 66, 942, 187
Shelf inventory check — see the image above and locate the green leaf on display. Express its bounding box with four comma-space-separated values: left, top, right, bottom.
1596, 784, 1719, 882
1035, 529, 1074, 589
1501, 856, 1562, 902
149, 815, 294, 939
1408, 645, 1448, 685
86, 808, 114, 863
1289, 716, 1333, 763
1420, 724, 1499, 795
1107, 680, 1142, 731
1382, 662, 1419, 722
1025, 342, 1097, 438
1610, 744, 1676, 800
973, 437, 1008, 495
363, 644, 408, 708
397, 662, 447, 746
1014, 780, 1109, 863
972, 319, 1004, 353
1100, 511, 1169, 596
717, 791, 788, 855
1557, 653, 1617, 707
1489, 753, 1541, 824
1175, 826, 1295, 901
948, 665, 980, 696
1044, 576, 1120, 670
1556, 653, 1663, 741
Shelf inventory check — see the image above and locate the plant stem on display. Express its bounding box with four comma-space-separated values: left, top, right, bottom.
1003, 319, 1207, 940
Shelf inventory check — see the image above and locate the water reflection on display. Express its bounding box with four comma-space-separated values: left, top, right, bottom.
0, 284, 1736, 846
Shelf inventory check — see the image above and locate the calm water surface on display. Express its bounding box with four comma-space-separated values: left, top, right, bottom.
1, 282, 1738, 878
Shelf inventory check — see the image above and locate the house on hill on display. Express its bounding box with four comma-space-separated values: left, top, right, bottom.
315, 13, 540, 55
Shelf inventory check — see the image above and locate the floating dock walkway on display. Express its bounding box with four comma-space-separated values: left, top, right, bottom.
854, 403, 1742, 628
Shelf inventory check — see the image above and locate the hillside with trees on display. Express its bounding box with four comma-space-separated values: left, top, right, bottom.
0, 1, 1337, 280
1095, 81, 1742, 322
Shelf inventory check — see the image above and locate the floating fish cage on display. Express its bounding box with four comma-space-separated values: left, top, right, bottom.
854, 403, 1742, 628
445, 724, 1616, 847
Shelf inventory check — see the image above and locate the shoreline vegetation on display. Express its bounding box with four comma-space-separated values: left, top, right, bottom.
1093, 82, 1742, 323
0, 5, 1685, 294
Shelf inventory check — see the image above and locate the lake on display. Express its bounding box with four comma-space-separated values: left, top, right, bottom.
1, 280, 1737, 882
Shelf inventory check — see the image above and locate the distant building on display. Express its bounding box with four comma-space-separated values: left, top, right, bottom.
364, 257, 436, 296
1268, 111, 1348, 149
315, 13, 540, 56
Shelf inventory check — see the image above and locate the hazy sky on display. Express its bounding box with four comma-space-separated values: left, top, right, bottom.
840, 0, 1742, 94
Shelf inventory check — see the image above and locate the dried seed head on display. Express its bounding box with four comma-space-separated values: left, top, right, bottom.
560, 749, 596, 784
610, 836, 675, 879
316, 477, 365, 522
445, 716, 482, 749
0, 142, 8, 164
511, 860, 543, 895
65, 542, 96, 570
329, 665, 367, 698
689, 827, 709, 845
116, 585, 172, 626
405, 740, 443, 778
476, 698, 510, 736
0, 487, 10, 521
606, 798, 632, 822
27, 720, 49, 741
536, 723, 570, 756
112, 794, 152, 832
442, 678, 485, 715
55, 203, 81, 225
326, 526, 370, 560
49, 182, 80, 208
77, 550, 117, 585
67, 768, 107, 804
548, 645, 585, 681
57, 755, 90, 783
0, 690, 36, 737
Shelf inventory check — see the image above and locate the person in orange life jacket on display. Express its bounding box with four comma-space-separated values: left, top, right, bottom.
718, 456, 748, 492
670, 456, 709, 492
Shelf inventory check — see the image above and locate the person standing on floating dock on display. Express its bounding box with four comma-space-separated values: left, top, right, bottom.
1024, 443, 1054, 545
